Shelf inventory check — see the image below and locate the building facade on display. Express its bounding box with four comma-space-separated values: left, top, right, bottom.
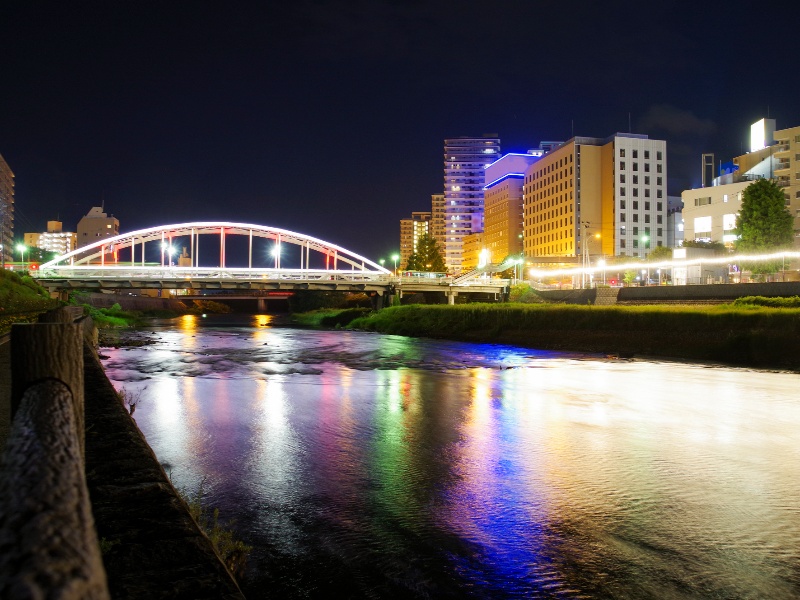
24, 220, 78, 257
483, 152, 542, 265
771, 124, 800, 239
680, 181, 752, 246
77, 206, 119, 247
399, 211, 431, 269
0, 154, 14, 266
522, 133, 667, 263
441, 135, 500, 273
461, 231, 485, 271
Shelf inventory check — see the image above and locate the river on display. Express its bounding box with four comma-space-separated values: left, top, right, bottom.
100, 314, 800, 599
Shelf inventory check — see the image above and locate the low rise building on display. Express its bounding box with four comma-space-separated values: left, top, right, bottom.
24, 220, 77, 257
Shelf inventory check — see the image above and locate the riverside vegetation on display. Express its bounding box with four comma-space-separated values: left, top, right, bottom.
294, 297, 800, 371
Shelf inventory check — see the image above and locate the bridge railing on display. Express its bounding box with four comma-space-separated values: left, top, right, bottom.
0, 313, 110, 599
35, 265, 392, 282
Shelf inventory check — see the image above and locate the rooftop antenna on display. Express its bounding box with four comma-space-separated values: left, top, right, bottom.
571, 119, 574, 138
101, 190, 105, 212
628, 112, 632, 133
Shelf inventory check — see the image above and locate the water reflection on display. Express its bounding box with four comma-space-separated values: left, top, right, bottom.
101, 321, 800, 599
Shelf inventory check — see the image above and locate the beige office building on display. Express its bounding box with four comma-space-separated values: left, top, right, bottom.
681, 181, 752, 246
77, 206, 119, 248
399, 211, 431, 269
523, 133, 667, 262
772, 125, 800, 239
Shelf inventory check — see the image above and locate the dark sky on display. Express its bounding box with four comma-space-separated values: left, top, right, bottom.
1, 0, 797, 260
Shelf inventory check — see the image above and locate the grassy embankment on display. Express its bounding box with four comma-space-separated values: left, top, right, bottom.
0, 270, 238, 334
302, 298, 800, 370
0, 269, 60, 333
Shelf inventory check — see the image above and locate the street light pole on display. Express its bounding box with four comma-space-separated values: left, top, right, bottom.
392, 253, 399, 276
16, 243, 27, 270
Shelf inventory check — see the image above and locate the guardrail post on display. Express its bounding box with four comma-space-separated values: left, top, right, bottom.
10, 323, 85, 459
1, 323, 109, 598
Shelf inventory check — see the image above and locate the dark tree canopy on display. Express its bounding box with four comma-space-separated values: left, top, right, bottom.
404, 234, 446, 272
681, 240, 728, 255
646, 245, 673, 261
735, 179, 794, 252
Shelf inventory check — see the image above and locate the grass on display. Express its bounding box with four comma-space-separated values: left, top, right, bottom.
0, 269, 60, 333
178, 478, 252, 581
344, 302, 800, 370
290, 307, 372, 328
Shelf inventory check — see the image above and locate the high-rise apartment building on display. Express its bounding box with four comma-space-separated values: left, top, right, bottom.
24, 220, 78, 257
523, 133, 667, 261
0, 154, 14, 266
77, 206, 119, 247
442, 135, 500, 273
399, 211, 431, 269
430, 194, 445, 245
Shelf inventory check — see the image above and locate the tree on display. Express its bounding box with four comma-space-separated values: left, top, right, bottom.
404, 234, 446, 272
681, 240, 727, 255
735, 179, 794, 278
735, 179, 794, 252
646, 245, 673, 262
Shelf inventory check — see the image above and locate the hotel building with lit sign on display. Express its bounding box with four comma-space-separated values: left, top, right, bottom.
482, 151, 543, 265
522, 133, 668, 262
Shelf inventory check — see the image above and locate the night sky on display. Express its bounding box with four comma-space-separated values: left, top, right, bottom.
2, 1, 798, 261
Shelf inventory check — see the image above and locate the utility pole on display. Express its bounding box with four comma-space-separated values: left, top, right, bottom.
581, 221, 591, 288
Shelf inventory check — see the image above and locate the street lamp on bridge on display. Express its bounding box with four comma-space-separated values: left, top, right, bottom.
391, 253, 399, 276
16, 244, 27, 269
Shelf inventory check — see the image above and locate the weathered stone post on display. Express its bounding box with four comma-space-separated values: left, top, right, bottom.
1, 322, 109, 598
10, 323, 85, 458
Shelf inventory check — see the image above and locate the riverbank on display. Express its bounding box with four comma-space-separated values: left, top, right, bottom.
341, 303, 800, 371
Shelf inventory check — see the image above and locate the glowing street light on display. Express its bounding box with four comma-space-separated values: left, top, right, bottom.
271, 244, 281, 268
16, 243, 27, 268
391, 253, 399, 276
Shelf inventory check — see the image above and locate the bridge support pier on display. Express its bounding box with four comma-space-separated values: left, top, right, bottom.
447, 291, 457, 305
257, 298, 267, 312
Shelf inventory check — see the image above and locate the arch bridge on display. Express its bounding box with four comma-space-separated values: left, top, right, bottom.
33, 222, 508, 303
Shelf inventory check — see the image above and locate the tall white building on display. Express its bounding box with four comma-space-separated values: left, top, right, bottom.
441, 135, 500, 273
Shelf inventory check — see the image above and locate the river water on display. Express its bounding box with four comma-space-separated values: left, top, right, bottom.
100, 314, 800, 599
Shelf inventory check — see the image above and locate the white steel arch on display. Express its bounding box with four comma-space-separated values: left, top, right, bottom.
39, 221, 391, 274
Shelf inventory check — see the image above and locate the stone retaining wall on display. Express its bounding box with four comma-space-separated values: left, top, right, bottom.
82, 345, 245, 599
536, 282, 800, 305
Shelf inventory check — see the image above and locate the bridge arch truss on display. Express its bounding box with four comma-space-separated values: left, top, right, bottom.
38, 221, 391, 277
